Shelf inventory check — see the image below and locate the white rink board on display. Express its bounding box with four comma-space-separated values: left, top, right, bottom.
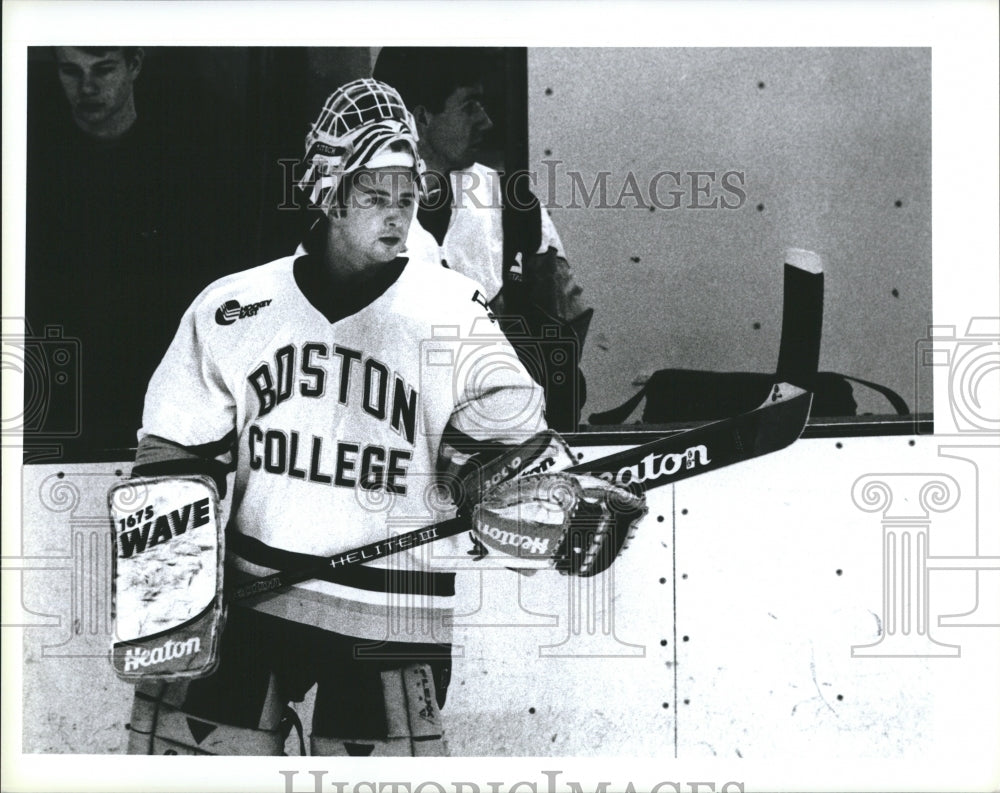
13, 434, 1000, 772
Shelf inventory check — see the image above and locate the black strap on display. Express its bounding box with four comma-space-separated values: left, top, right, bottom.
499, 170, 542, 304
587, 382, 650, 426
587, 369, 911, 426
838, 374, 911, 415
131, 431, 236, 498
418, 174, 454, 246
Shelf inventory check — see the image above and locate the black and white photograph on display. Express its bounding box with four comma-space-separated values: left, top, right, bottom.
3, 2, 999, 792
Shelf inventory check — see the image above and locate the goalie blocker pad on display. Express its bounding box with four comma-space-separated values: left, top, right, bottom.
455, 429, 577, 511
109, 475, 225, 681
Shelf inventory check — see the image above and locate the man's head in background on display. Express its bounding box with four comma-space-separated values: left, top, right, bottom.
373, 47, 496, 176
54, 47, 144, 140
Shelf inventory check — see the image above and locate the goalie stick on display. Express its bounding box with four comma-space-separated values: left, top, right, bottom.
109, 380, 813, 678
109, 251, 822, 680
229, 381, 812, 601
111, 247, 823, 682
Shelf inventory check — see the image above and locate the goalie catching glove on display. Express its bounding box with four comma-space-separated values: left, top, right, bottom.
470, 471, 647, 577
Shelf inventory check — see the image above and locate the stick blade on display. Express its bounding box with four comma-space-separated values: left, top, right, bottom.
571, 382, 813, 490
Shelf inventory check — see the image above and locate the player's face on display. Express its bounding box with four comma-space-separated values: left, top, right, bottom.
327, 167, 417, 273
419, 84, 493, 173
55, 47, 142, 139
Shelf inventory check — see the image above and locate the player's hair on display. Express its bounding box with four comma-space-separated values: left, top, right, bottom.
373, 47, 497, 114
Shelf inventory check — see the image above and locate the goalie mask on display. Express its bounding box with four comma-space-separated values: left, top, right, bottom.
299, 78, 426, 214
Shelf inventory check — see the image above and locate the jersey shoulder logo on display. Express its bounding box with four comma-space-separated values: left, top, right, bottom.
215, 300, 240, 325
215, 298, 273, 326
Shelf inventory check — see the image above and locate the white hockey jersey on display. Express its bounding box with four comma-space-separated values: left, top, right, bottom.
405, 162, 566, 301
139, 253, 545, 643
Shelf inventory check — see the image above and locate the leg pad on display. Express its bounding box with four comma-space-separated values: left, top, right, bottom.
126, 686, 290, 755
310, 663, 448, 757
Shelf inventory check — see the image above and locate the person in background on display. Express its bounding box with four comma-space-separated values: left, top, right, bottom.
24, 47, 235, 455
374, 47, 594, 432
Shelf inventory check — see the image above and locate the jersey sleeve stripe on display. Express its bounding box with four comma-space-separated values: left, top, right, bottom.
132, 432, 237, 496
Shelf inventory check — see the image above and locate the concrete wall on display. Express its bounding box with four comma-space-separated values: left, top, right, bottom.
528, 49, 931, 419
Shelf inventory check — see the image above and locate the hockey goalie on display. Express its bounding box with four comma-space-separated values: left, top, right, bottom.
109, 76, 649, 758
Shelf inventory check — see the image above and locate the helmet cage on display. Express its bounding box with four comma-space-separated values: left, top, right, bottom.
299, 78, 426, 213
